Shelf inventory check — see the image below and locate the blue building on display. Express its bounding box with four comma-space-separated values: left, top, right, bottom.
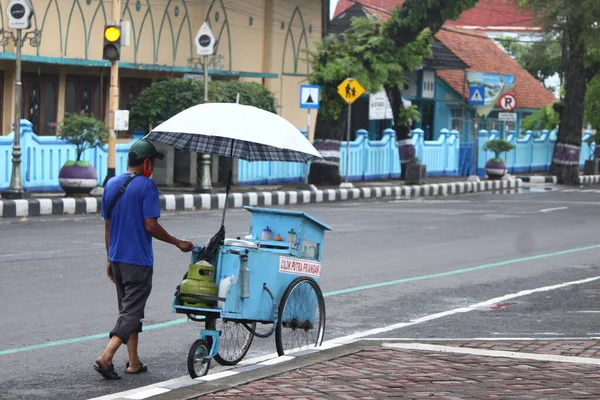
330, 2, 556, 143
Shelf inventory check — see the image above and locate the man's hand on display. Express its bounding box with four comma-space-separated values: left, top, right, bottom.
106, 261, 116, 283
176, 240, 195, 252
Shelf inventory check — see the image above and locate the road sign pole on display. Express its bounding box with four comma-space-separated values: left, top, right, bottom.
345, 103, 351, 184
304, 108, 311, 184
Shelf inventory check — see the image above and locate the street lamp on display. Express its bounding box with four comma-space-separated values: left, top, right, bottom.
1, 0, 40, 199
190, 21, 217, 193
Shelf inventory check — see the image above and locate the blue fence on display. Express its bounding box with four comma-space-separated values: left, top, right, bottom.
0, 120, 134, 191
477, 129, 594, 177
238, 128, 460, 184
2, 120, 595, 192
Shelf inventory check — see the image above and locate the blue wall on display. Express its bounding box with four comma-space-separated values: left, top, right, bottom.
1, 119, 594, 192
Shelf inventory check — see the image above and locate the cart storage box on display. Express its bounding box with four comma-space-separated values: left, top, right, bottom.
244, 206, 331, 261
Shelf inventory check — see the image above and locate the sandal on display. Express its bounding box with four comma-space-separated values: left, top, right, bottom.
125, 361, 148, 374
94, 361, 121, 380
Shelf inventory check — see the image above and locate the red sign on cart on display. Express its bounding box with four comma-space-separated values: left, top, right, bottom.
279, 256, 321, 277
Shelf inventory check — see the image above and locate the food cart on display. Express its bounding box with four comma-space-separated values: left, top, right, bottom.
172, 206, 331, 377
143, 101, 330, 378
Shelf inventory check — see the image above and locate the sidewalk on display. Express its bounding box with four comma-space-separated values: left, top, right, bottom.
0, 176, 524, 218
149, 339, 600, 400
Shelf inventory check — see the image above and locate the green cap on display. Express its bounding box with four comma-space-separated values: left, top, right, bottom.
129, 139, 164, 161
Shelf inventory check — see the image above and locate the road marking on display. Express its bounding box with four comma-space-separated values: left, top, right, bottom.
364, 337, 600, 341
383, 342, 600, 365
539, 206, 568, 213
3, 244, 600, 358
88, 275, 600, 400
323, 244, 600, 297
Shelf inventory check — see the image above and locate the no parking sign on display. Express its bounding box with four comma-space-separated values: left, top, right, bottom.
498, 93, 517, 112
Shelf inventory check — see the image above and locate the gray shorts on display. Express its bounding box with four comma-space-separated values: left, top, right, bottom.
109, 262, 153, 344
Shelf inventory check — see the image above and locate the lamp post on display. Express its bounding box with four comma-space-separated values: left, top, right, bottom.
192, 21, 216, 193
1, 0, 40, 199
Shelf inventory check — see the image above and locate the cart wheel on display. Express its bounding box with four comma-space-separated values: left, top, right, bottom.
214, 319, 256, 366
275, 277, 326, 356
187, 339, 211, 378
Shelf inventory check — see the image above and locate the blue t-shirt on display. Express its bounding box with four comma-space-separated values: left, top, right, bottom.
101, 173, 161, 267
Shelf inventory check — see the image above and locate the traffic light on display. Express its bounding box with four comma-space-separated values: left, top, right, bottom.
103, 25, 121, 61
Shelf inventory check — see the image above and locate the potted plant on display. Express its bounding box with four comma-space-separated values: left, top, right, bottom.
405, 156, 426, 185
57, 113, 109, 195
483, 139, 516, 180
584, 133, 600, 175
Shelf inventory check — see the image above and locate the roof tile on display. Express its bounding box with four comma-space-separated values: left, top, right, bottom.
434, 27, 556, 109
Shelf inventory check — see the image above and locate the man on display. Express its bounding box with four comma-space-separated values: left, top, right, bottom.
95, 139, 195, 380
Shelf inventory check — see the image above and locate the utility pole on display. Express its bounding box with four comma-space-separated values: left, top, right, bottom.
194, 21, 216, 193
103, 0, 121, 185
1, 0, 39, 199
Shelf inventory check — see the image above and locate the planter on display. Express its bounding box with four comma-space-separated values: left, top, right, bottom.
405, 163, 426, 185
584, 159, 600, 175
308, 139, 341, 186
59, 161, 98, 195
485, 160, 507, 180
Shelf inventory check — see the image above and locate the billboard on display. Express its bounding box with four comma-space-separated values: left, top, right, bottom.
465, 72, 516, 117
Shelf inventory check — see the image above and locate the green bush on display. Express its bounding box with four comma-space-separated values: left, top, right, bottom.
483, 139, 516, 162
57, 113, 108, 163
129, 78, 278, 132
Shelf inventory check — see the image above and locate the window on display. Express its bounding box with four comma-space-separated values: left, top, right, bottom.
420, 103, 435, 140
22, 73, 58, 135
450, 106, 463, 132
65, 75, 107, 121
119, 78, 152, 111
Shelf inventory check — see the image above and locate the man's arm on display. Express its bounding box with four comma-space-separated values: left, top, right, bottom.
104, 219, 115, 283
145, 218, 194, 252
105, 219, 110, 256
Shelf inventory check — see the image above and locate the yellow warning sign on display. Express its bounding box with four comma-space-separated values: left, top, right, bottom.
337, 78, 365, 104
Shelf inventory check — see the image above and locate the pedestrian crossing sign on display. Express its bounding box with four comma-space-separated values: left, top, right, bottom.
469, 86, 485, 105
300, 84, 320, 109
337, 78, 365, 104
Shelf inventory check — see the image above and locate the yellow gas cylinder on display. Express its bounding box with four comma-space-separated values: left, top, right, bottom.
179, 260, 218, 308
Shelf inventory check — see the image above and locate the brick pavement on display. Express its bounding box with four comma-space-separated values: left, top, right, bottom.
190, 341, 600, 399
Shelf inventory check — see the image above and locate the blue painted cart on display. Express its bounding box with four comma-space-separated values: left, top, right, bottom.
173, 206, 332, 378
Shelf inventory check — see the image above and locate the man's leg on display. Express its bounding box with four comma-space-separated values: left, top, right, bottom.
95, 262, 126, 379
126, 333, 142, 372
96, 335, 123, 369
112, 263, 153, 373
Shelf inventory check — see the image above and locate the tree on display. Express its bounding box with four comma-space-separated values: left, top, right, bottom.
129, 79, 277, 132
497, 35, 562, 92
57, 113, 108, 162
585, 75, 600, 131
308, 16, 427, 141
520, 0, 600, 185
308, 0, 480, 181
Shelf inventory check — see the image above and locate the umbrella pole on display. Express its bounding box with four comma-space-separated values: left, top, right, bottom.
220, 140, 235, 227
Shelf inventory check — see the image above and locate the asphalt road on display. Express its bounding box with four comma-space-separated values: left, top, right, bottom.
2, 187, 600, 400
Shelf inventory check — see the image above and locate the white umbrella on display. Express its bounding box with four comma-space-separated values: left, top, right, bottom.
142, 101, 321, 240
144, 102, 321, 163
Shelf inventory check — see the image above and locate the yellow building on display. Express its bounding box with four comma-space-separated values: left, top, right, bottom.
0, 0, 326, 138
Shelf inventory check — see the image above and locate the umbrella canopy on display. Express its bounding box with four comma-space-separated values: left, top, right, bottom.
144, 103, 322, 163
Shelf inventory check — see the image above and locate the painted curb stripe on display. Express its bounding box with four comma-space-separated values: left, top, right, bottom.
0, 180, 525, 218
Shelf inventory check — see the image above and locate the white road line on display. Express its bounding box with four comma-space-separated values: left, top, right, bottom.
86, 275, 600, 400
539, 206, 568, 213
383, 342, 600, 365
363, 337, 600, 341
123, 388, 171, 399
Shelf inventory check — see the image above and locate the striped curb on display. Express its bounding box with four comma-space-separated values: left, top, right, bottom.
517, 176, 558, 184
580, 175, 600, 185
0, 179, 522, 218
518, 175, 600, 186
